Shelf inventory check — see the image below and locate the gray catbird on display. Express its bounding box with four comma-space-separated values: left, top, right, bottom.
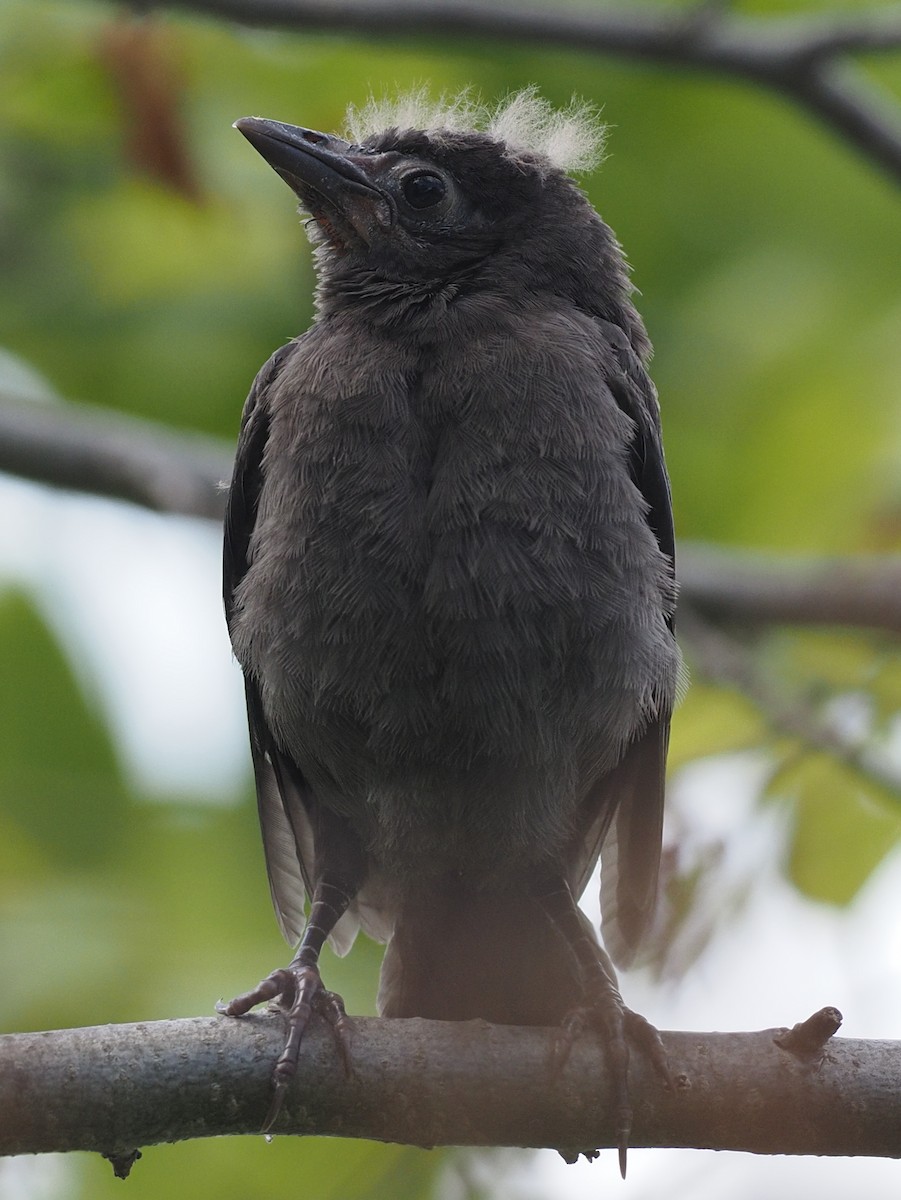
220, 95, 680, 1171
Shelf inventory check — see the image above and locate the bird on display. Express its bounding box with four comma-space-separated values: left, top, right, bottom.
219, 92, 680, 1174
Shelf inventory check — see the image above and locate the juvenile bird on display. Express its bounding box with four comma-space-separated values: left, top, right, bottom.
220, 93, 680, 1172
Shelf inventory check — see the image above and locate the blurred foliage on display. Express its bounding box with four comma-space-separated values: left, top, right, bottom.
1, 0, 900, 1197
0, 589, 129, 868
780, 753, 901, 904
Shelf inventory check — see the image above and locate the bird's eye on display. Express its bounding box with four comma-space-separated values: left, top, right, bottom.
401, 172, 447, 210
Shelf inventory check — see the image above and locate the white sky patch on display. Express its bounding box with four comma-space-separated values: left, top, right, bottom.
0, 1154, 75, 1200
0, 475, 248, 801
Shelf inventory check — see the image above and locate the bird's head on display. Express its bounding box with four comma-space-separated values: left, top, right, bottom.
235, 92, 647, 352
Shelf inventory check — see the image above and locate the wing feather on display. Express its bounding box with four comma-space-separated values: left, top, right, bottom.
572, 321, 676, 966
224, 345, 324, 948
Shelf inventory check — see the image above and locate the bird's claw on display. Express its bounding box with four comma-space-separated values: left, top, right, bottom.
623, 1006, 673, 1090
218, 962, 353, 1129
549, 1000, 669, 1178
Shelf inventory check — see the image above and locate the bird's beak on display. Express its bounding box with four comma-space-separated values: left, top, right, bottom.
234, 117, 388, 242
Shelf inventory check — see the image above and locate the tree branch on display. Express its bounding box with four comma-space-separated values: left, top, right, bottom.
2, 1010, 900, 1164
129, 0, 901, 185
678, 543, 901, 636
0, 396, 232, 521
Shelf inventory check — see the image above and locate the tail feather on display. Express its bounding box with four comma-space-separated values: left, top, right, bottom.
598, 718, 667, 968
377, 880, 593, 1025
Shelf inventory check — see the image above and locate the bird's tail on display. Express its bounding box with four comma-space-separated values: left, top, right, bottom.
377, 877, 594, 1026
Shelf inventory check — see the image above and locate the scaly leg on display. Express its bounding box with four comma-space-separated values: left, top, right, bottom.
218, 879, 354, 1130
538, 880, 670, 1178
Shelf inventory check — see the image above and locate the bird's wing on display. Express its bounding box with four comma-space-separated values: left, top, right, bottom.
570, 321, 675, 969
224, 345, 358, 954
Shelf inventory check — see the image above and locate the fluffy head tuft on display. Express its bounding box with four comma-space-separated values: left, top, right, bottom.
346, 86, 483, 145
487, 88, 605, 174
346, 87, 605, 175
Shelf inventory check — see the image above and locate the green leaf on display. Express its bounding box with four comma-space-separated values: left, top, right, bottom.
0, 588, 130, 869
870, 654, 901, 726
777, 755, 901, 905
668, 682, 768, 771
763, 629, 883, 697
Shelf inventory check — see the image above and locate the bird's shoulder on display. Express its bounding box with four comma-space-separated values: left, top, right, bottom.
591, 316, 675, 573
223, 341, 297, 616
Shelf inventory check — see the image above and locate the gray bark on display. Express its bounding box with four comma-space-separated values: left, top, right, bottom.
2, 1012, 900, 1163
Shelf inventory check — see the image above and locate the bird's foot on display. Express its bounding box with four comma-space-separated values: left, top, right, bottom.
551, 997, 670, 1178
217, 962, 353, 1130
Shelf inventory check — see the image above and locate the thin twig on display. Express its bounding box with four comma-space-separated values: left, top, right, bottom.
678, 605, 901, 796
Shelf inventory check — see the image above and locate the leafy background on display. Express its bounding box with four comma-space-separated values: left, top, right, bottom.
1, 0, 900, 1196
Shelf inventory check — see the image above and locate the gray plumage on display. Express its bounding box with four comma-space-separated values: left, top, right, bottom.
223, 96, 678, 1050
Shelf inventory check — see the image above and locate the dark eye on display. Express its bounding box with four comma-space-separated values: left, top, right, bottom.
401, 172, 447, 210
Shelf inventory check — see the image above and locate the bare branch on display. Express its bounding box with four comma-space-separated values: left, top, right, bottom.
0, 397, 231, 520
127, 0, 901, 185
773, 58, 901, 186
678, 543, 901, 636
776, 8, 901, 61
3, 1011, 901, 1162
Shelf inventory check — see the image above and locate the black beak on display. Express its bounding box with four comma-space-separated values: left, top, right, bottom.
233, 117, 379, 209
